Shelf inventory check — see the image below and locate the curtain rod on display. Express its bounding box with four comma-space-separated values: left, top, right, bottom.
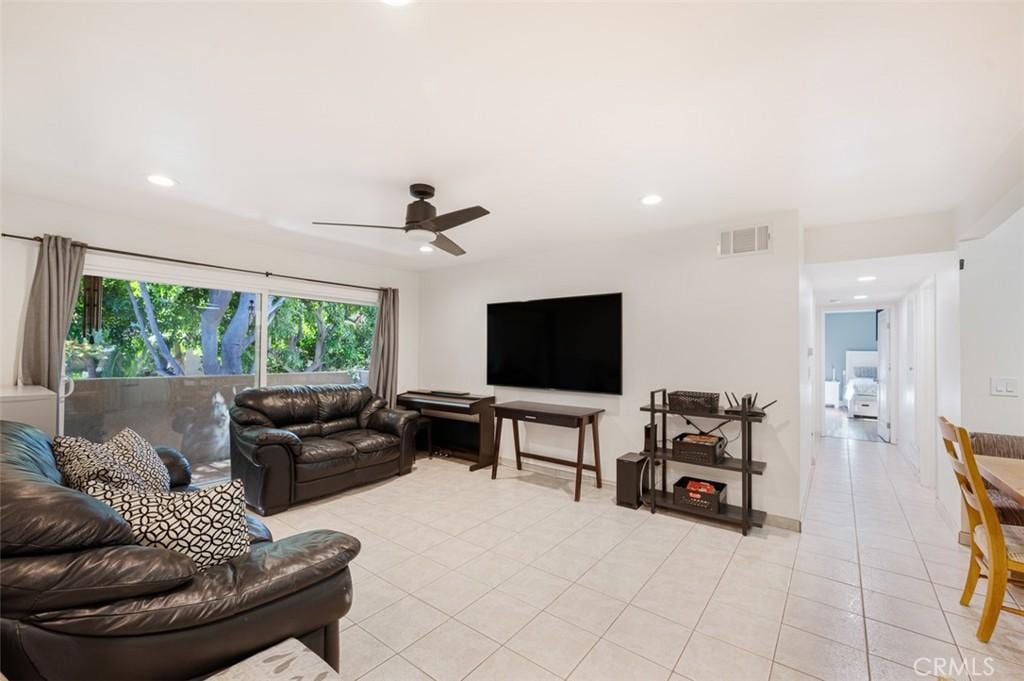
1, 232, 384, 293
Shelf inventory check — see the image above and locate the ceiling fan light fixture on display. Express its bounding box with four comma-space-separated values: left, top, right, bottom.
405, 228, 436, 244
419, 245, 434, 253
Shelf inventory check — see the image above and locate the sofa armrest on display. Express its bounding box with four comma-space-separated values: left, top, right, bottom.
970, 432, 1024, 461
156, 446, 192, 488
366, 408, 418, 438
366, 408, 418, 474
246, 514, 274, 544
230, 425, 299, 516
235, 426, 302, 448
1, 545, 196, 619
25, 530, 360, 637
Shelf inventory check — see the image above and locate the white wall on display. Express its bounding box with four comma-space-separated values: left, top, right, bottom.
896, 290, 919, 471
419, 212, 805, 523
798, 273, 816, 515
959, 206, 1024, 435
896, 276, 938, 482
0, 192, 421, 392
955, 130, 1024, 242
934, 261, 962, 528
804, 212, 955, 265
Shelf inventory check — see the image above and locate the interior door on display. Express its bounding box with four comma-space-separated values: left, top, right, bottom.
877, 309, 891, 442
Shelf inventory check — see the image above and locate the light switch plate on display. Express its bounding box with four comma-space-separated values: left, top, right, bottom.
990, 377, 1019, 397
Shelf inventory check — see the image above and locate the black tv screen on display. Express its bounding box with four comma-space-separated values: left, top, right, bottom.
487, 293, 622, 395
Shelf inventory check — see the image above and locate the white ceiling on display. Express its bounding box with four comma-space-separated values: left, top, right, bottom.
2, 2, 1022, 270
805, 251, 957, 305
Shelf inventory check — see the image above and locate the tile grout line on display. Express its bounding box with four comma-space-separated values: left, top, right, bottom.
665, 524, 747, 676
348, 459, 574, 680
353, 458, 657, 681
877, 441, 975, 673
844, 436, 873, 680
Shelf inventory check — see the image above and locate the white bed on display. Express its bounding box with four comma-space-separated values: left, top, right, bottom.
844, 350, 879, 419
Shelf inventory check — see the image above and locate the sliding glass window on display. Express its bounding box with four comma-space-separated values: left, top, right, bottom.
266, 295, 376, 386
64, 279, 377, 485
65, 277, 259, 485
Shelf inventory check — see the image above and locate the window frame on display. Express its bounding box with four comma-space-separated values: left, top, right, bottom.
79, 251, 377, 388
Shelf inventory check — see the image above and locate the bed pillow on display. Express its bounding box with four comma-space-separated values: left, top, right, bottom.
52, 435, 149, 492
853, 366, 877, 379
85, 479, 250, 570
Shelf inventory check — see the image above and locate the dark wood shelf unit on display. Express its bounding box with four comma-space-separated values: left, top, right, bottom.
641, 403, 765, 423
642, 490, 766, 528
643, 388, 767, 535
647, 447, 766, 475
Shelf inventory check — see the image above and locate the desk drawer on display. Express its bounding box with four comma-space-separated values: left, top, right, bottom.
501, 411, 580, 428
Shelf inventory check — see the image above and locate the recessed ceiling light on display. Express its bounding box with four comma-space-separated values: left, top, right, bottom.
419, 245, 434, 253
854, 295, 868, 300
640, 194, 662, 206
147, 174, 176, 188
857, 276, 877, 282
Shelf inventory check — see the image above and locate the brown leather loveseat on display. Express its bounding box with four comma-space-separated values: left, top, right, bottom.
229, 384, 418, 516
0, 420, 359, 681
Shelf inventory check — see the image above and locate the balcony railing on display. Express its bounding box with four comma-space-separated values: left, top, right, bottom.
65, 371, 360, 484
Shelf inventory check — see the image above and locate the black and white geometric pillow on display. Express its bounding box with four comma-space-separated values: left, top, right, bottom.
106, 428, 171, 493
52, 435, 149, 492
85, 479, 250, 570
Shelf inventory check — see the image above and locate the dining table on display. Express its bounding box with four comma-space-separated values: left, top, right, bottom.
975, 455, 1024, 506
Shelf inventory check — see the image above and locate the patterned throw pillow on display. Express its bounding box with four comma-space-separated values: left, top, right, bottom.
107, 428, 171, 492
85, 479, 250, 570
52, 435, 149, 492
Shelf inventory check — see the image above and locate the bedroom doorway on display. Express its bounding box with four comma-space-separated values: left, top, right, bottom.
822, 309, 891, 443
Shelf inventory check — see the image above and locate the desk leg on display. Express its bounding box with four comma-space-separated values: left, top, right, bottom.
574, 422, 587, 502
491, 417, 503, 480
512, 419, 522, 470
591, 416, 602, 488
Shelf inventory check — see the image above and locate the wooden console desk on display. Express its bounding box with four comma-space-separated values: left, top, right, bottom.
490, 401, 604, 502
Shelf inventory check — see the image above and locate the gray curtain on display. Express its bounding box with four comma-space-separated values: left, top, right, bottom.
20, 235, 87, 391
368, 287, 399, 407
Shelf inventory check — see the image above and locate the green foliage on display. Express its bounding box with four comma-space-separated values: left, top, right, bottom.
266, 296, 376, 374
68, 278, 376, 379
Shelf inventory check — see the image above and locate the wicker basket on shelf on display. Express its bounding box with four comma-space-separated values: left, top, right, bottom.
667, 390, 719, 414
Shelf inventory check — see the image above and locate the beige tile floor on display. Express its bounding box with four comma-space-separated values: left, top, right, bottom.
263, 438, 1024, 681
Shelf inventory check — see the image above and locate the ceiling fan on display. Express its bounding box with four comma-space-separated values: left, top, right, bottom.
313, 183, 489, 256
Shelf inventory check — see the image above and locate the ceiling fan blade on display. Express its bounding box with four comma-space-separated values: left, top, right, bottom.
425, 206, 489, 232
431, 233, 466, 256
312, 221, 405, 230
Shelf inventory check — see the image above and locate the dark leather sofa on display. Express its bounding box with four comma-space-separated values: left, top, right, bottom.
0, 420, 360, 681
230, 384, 418, 516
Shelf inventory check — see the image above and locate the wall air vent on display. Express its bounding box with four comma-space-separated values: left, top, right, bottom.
718, 224, 771, 257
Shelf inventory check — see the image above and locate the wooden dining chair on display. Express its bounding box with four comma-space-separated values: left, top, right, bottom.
939, 417, 1024, 642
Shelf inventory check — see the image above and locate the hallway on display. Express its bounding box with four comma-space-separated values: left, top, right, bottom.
823, 407, 885, 443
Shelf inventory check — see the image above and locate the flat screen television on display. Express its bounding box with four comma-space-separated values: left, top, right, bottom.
487, 292, 622, 395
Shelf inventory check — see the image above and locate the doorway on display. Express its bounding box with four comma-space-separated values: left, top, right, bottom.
822, 309, 891, 443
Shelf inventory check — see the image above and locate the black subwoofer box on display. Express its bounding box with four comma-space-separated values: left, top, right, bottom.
616, 452, 650, 509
